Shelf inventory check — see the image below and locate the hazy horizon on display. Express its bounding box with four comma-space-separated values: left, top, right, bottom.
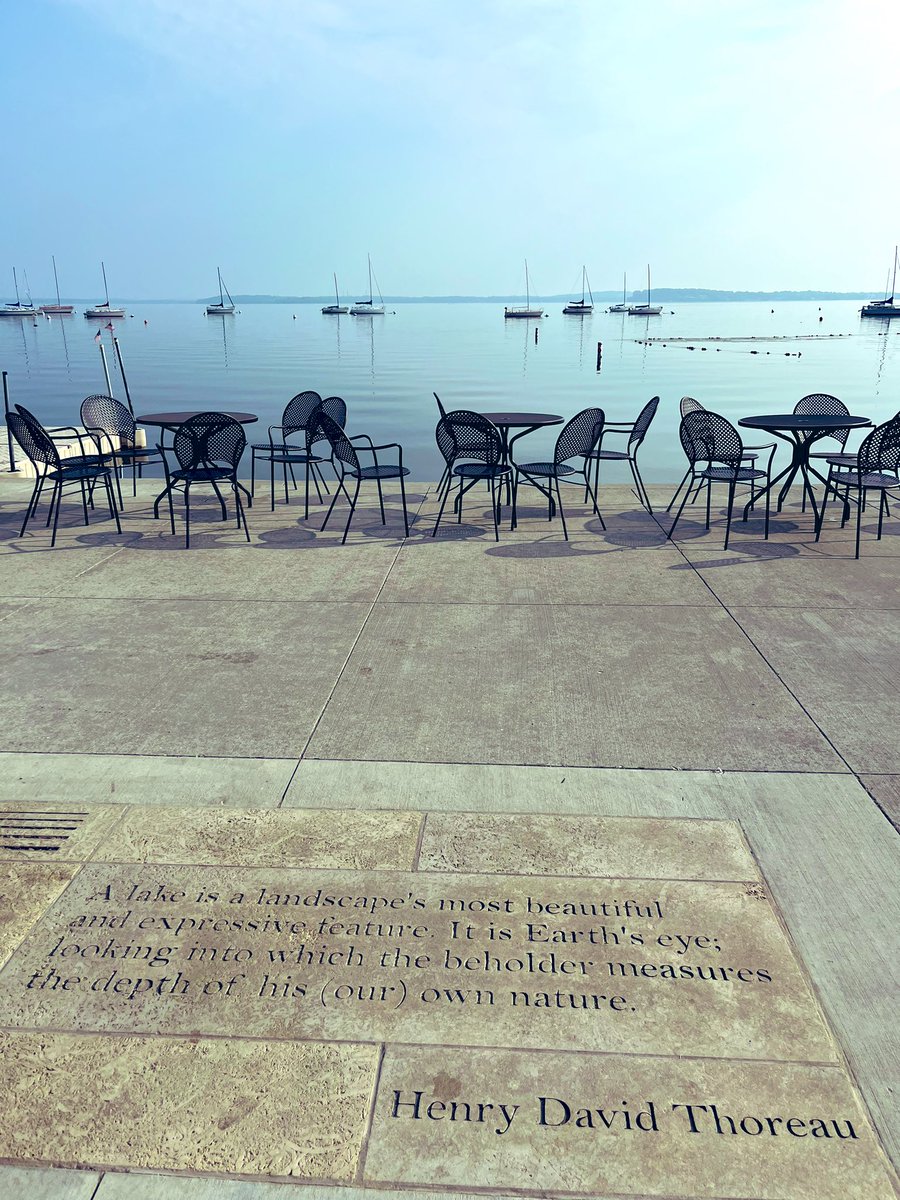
4, 1, 899, 300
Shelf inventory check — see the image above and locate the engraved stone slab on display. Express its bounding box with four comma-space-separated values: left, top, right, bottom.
0, 1030, 378, 1182
0, 864, 836, 1062
0, 863, 80, 968
0, 804, 123, 863
94, 805, 423, 870
420, 812, 760, 880
365, 1045, 896, 1199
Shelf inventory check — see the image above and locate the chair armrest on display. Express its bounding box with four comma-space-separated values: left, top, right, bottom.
743, 442, 776, 451
51, 426, 99, 459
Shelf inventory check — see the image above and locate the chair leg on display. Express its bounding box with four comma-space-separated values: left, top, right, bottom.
511, 473, 518, 531
375, 476, 386, 525
251, 448, 256, 498
304, 461, 310, 520
583, 468, 605, 531
80, 479, 90, 527
631, 454, 652, 512
104, 474, 122, 533
341, 479, 361, 545
667, 474, 694, 541
877, 491, 887, 540
856, 487, 864, 559
234, 484, 251, 542
19, 476, 41, 538
764, 471, 771, 540
184, 483, 191, 549
556, 476, 568, 541
705, 475, 712, 530
50, 481, 63, 548
398, 472, 410, 538
270, 456, 276, 512
666, 468, 692, 514
209, 477, 228, 521
489, 477, 499, 541
432, 473, 453, 537
283, 461, 290, 506
724, 479, 736, 550
166, 483, 177, 536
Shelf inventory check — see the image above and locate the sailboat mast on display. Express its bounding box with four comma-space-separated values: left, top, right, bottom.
217, 267, 224, 307
101, 261, 110, 306
52, 256, 61, 306
581, 266, 586, 305
647, 264, 651, 306
623, 273, 626, 305
333, 273, 339, 307
13, 268, 20, 305
892, 246, 898, 301
525, 259, 530, 309
368, 254, 373, 305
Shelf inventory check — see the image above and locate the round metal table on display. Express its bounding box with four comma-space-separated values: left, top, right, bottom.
137, 410, 258, 433
738, 413, 870, 523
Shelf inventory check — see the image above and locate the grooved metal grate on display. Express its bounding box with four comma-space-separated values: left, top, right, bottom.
0, 811, 88, 853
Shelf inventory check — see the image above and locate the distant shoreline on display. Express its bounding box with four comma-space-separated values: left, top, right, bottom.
35, 290, 877, 306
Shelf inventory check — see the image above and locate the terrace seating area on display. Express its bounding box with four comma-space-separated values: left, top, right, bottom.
1, 388, 899, 1195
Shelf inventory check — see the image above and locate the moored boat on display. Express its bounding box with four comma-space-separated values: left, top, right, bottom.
322, 272, 349, 314
84, 262, 126, 318
205, 267, 235, 315
628, 264, 662, 316
38, 256, 74, 314
504, 259, 544, 318
563, 266, 594, 315
860, 247, 900, 318
0, 268, 38, 317
350, 255, 385, 316
608, 273, 630, 313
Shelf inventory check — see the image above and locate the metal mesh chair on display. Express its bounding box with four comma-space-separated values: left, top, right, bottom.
793, 394, 852, 512
250, 390, 330, 512
668, 409, 773, 549
512, 408, 605, 539
585, 395, 659, 511
310, 410, 409, 544
157, 412, 251, 548
80, 394, 163, 504
816, 413, 900, 558
9, 410, 121, 547
432, 411, 510, 540
667, 397, 772, 513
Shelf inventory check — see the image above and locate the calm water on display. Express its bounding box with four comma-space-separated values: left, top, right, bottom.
2, 300, 898, 480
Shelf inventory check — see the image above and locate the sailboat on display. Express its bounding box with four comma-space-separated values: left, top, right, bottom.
38, 257, 74, 315
628, 265, 663, 316
504, 259, 544, 318
205, 268, 235, 315
608, 273, 630, 313
84, 262, 126, 318
563, 266, 594, 315
860, 247, 900, 318
350, 256, 385, 316
0, 268, 38, 317
322, 273, 348, 315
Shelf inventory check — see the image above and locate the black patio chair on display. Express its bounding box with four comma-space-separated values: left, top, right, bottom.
80, 394, 164, 505
666, 396, 773, 513
251, 390, 330, 512
310, 410, 409, 544
512, 407, 605, 539
432, 411, 510, 541
433, 393, 451, 494
791, 394, 853, 512
8, 410, 121, 547
585, 395, 659, 512
157, 412, 251, 548
668, 409, 774, 549
815, 413, 900, 558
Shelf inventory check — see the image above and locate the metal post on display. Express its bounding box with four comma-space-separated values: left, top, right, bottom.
98, 342, 113, 395
3, 370, 17, 472
112, 336, 134, 416
596, 341, 603, 371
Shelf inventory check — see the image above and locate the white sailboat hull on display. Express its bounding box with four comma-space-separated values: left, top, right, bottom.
608, 303, 630, 313
350, 302, 385, 316
84, 305, 126, 318
0, 305, 38, 317
860, 301, 900, 318
629, 305, 663, 316
504, 307, 544, 318
206, 304, 235, 315
563, 302, 593, 315
322, 305, 349, 314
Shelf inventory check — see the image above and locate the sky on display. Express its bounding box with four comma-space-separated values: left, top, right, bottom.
3, 0, 899, 299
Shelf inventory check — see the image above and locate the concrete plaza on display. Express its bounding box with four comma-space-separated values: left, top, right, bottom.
0, 472, 897, 1199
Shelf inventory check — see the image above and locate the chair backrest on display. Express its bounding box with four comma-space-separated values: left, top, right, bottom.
555, 407, 605, 464
281, 391, 323, 438
794, 393, 851, 447
680, 396, 705, 418
321, 395, 347, 428
80, 394, 135, 448
857, 413, 900, 476
309, 409, 359, 473
433, 392, 448, 419
8, 411, 60, 470
629, 396, 660, 450
435, 411, 503, 468
679, 409, 744, 469
172, 413, 246, 473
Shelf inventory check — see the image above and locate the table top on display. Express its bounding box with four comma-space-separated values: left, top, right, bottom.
137, 410, 259, 428
479, 411, 563, 428
739, 414, 870, 432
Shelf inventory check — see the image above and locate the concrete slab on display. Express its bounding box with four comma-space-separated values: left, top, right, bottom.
0, 597, 370, 758
381, 537, 716, 606
860, 775, 900, 831
0, 751, 297, 808
419, 811, 760, 881
306, 603, 845, 771
366, 1045, 896, 1199
0, 803, 124, 863
0, 542, 124, 600
0, 862, 79, 967
93, 1175, 529, 1200
677, 541, 900, 610
0, 861, 836, 1062
93, 804, 422, 869
0, 1166, 100, 1199
0, 1031, 378, 1182
731, 606, 900, 772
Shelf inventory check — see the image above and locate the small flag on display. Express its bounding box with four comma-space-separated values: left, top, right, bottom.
94, 329, 101, 343
105, 321, 114, 331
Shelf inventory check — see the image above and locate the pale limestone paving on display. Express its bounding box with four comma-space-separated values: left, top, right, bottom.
0, 861, 836, 1062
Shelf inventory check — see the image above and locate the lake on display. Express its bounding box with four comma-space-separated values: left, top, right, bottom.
2, 299, 898, 481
